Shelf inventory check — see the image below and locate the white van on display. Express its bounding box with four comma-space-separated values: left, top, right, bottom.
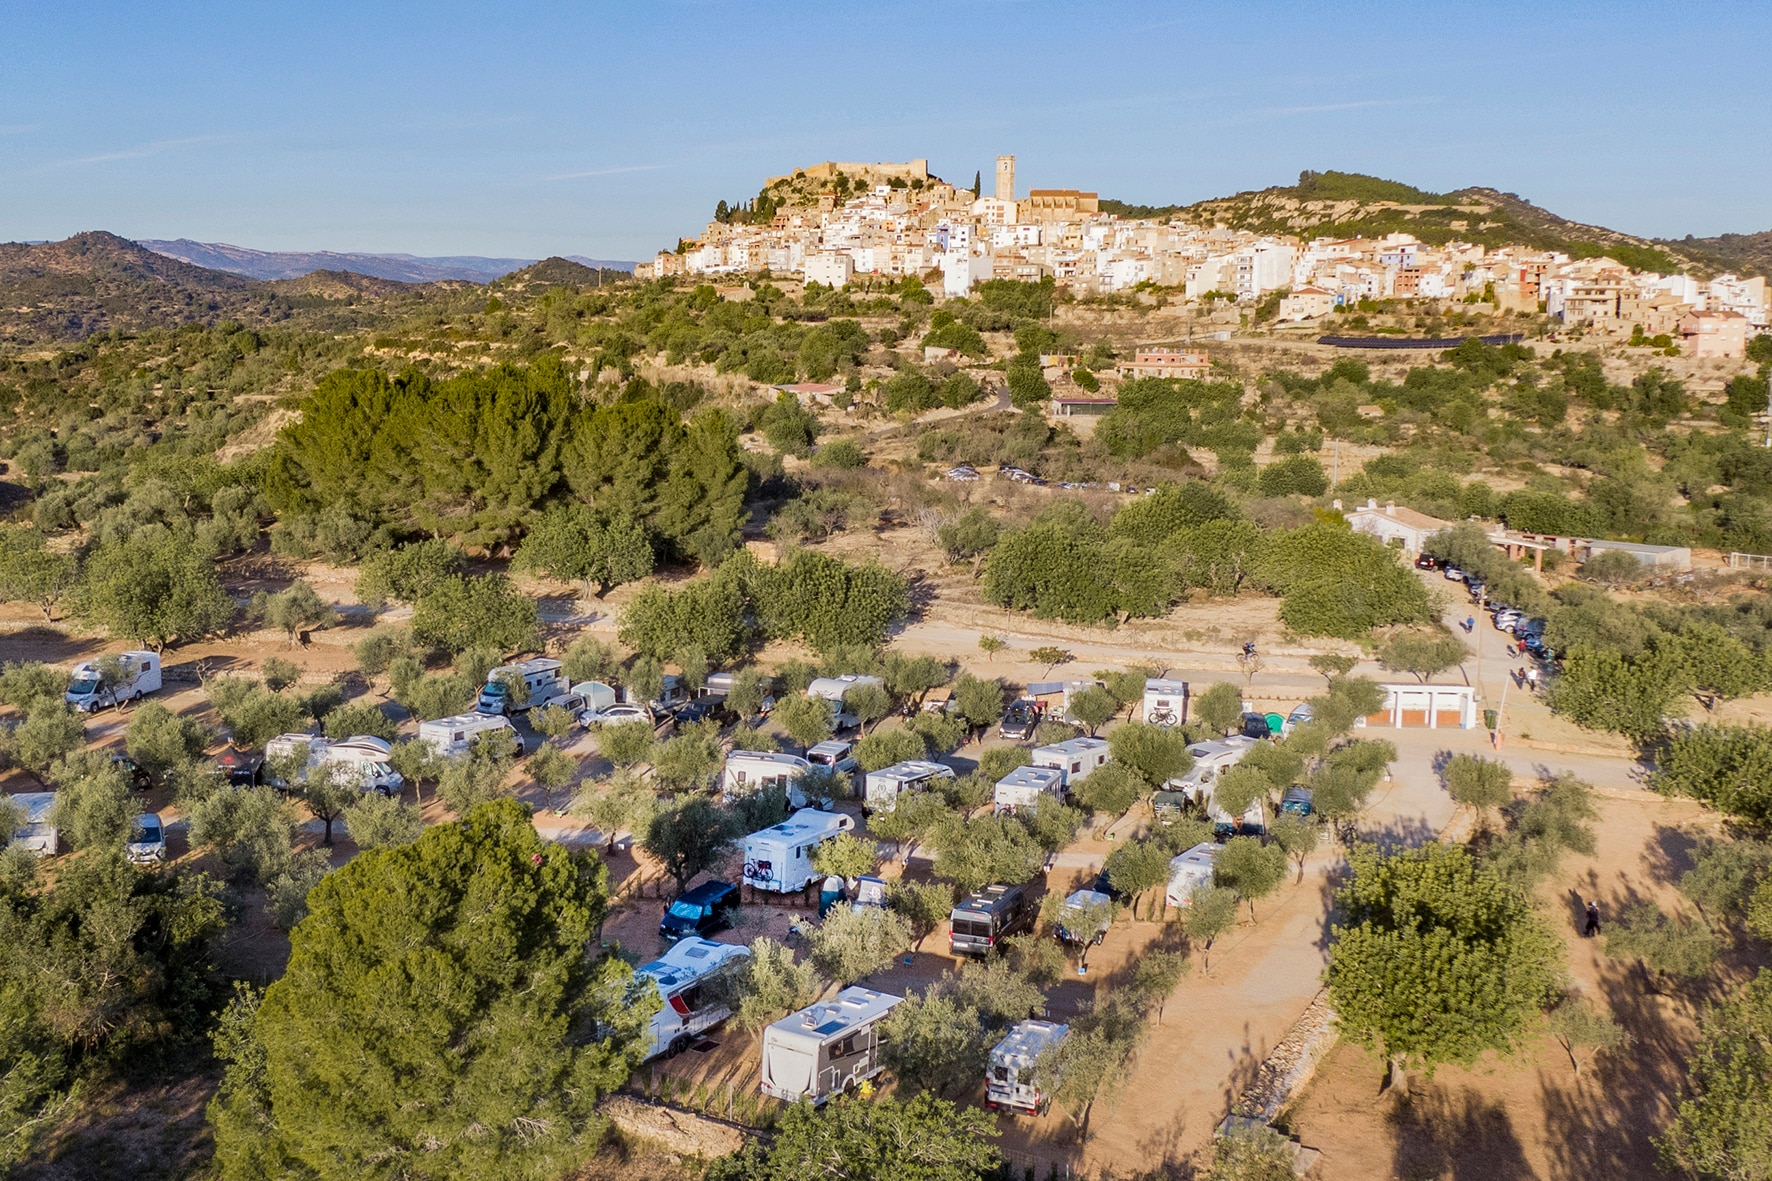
476, 658, 567, 715
127, 812, 166, 864
418, 712, 521, 760
806, 675, 885, 729
9, 792, 58, 856
722, 750, 818, 808
632, 937, 752, 1060
760, 986, 902, 1105
986, 1020, 1070, 1114
741, 808, 856, 894
64, 651, 162, 712
1166, 736, 1259, 803
992, 764, 1067, 814
1141, 679, 1189, 727
1032, 737, 1111, 785
863, 760, 955, 814
1165, 842, 1223, 907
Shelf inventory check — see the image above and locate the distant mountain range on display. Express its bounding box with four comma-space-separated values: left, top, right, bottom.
138, 239, 635, 283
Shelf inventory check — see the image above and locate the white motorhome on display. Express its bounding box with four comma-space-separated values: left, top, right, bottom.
418, 712, 520, 760
1166, 842, 1223, 907
64, 651, 162, 712
1032, 737, 1110, 786
9, 792, 58, 856
627, 673, 688, 713
986, 1020, 1070, 1114
863, 759, 955, 813
806, 675, 885, 729
265, 734, 403, 794
992, 765, 1067, 814
742, 808, 856, 894
722, 750, 819, 809
1141, 679, 1189, 727
631, 937, 752, 1060
263, 733, 329, 788
476, 658, 567, 715
318, 736, 404, 795
1166, 736, 1259, 802
759, 986, 902, 1105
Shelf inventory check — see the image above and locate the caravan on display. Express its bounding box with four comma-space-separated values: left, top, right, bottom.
64, 651, 161, 712
863, 760, 955, 813
263, 733, 329, 788
1031, 737, 1110, 786
417, 712, 521, 760
476, 658, 567, 715
986, 1020, 1070, 1114
992, 765, 1067, 814
1207, 788, 1265, 839
722, 750, 824, 809
741, 809, 856, 894
631, 938, 752, 1060
759, 986, 902, 1104
9, 792, 58, 856
1142, 679, 1189, 726
805, 675, 885, 730
1165, 842, 1223, 907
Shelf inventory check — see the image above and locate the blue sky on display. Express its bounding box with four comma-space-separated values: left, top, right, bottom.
2, 1, 1768, 260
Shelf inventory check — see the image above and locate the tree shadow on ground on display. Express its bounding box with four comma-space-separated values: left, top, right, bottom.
1349, 814, 1438, 854
1385, 1085, 1539, 1181
1538, 956, 1694, 1181
1642, 823, 1700, 887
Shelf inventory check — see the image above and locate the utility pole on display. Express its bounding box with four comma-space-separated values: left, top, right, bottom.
1763, 377, 1770, 447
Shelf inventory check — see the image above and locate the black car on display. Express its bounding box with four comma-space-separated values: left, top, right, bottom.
659, 880, 740, 941
1239, 712, 1273, 740
1090, 867, 1129, 904
1414, 554, 1440, 570
671, 700, 720, 726
111, 754, 151, 789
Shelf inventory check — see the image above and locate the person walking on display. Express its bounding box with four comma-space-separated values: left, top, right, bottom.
1584, 900, 1601, 938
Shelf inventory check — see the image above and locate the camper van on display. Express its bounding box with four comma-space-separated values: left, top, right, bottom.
417, 713, 521, 760
805, 675, 885, 729
1141, 679, 1190, 727
632, 937, 752, 1060
64, 651, 162, 712
986, 1020, 1070, 1114
476, 658, 567, 715
318, 736, 404, 795
264, 734, 403, 794
863, 760, 955, 813
992, 765, 1067, 814
759, 986, 903, 1105
742, 808, 856, 894
1031, 737, 1110, 786
1166, 736, 1259, 802
1166, 842, 1223, 907
950, 883, 1036, 956
722, 750, 821, 809
263, 733, 330, 788
9, 792, 58, 856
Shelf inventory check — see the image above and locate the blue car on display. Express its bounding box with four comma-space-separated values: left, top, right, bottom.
659, 880, 739, 942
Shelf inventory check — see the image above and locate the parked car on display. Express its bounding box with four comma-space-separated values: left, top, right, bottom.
1280, 786, 1315, 816
1442, 565, 1466, 582
126, 813, 166, 864
110, 754, 151, 789
1238, 712, 1273, 740
1089, 866, 1130, 904
1414, 554, 1440, 570
671, 699, 720, 726
1466, 581, 1486, 601
659, 880, 740, 942
580, 703, 654, 728
998, 700, 1043, 742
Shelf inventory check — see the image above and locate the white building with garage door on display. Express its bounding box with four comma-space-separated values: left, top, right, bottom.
1366, 683, 1477, 729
